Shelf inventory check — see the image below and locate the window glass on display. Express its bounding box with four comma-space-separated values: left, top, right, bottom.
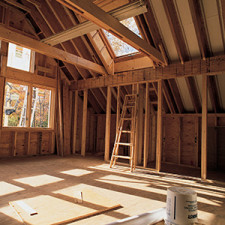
104, 17, 142, 57
3, 82, 28, 127
7, 43, 31, 72
31, 87, 51, 128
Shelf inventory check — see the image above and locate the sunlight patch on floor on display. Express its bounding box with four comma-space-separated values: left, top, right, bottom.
60, 169, 93, 177
14, 174, 64, 187
0, 182, 24, 196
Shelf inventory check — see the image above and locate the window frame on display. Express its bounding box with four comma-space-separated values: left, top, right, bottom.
2, 78, 55, 130
7, 43, 35, 73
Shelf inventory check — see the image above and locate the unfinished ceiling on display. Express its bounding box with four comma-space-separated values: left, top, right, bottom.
0, 0, 225, 114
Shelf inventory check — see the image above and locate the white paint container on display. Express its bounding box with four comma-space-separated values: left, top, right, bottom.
165, 186, 198, 225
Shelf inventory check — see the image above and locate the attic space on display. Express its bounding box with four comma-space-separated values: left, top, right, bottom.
0, 0, 225, 224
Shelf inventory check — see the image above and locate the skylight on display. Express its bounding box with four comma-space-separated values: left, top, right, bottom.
103, 17, 142, 57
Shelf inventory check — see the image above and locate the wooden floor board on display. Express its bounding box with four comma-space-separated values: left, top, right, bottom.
0, 155, 224, 225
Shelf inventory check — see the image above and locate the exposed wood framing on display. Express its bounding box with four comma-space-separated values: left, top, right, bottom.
201, 75, 208, 180
116, 86, 120, 131
81, 89, 88, 157
104, 86, 111, 161
137, 85, 144, 165
3, 67, 57, 88
188, 0, 210, 59
4, 0, 31, 13
143, 82, 150, 168
0, 25, 107, 75
43, 1, 147, 45
0, 77, 5, 128
71, 55, 225, 90
156, 80, 162, 172
57, 0, 164, 64
72, 90, 78, 154
57, 70, 64, 156
114, 56, 154, 73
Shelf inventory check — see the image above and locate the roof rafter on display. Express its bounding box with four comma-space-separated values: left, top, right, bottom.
42, 1, 147, 46
162, 0, 201, 113
56, 0, 164, 65
0, 24, 107, 75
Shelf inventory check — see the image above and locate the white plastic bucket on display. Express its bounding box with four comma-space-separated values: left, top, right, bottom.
165, 186, 198, 225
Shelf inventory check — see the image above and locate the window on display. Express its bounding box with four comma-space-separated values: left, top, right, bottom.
31, 87, 51, 128
3, 81, 54, 129
3, 82, 28, 127
7, 43, 32, 72
103, 17, 142, 57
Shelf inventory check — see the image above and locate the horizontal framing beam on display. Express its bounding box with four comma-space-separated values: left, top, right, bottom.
2, 67, 57, 88
0, 25, 107, 75
71, 55, 225, 90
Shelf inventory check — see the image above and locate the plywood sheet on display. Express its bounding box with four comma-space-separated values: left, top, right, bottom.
10, 189, 120, 225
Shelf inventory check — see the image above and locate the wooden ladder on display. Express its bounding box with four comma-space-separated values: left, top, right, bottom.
110, 94, 138, 172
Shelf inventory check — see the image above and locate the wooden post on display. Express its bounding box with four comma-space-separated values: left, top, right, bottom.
116, 86, 120, 131
134, 84, 139, 166
201, 75, 208, 180
0, 77, 5, 128
81, 89, 88, 157
57, 69, 64, 156
73, 90, 78, 154
104, 86, 111, 161
144, 82, 150, 168
178, 117, 182, 165
138, 85, 144, 165
156, 80, 162, 172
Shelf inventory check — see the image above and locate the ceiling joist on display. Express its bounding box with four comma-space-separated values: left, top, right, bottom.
0, 25, 107, 75
42, 1, 147, 46
56, 0, 165, 65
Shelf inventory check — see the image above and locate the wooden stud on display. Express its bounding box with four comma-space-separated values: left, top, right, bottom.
104, 86, 111, 161
57, 69, 64, 156
201, 75, 208, 180
0, 77, 5, 128
144, 83, 150, 168
178, 117, 182, 165
134, 84, 139, 166
116, 86, 120, 131
156, 80, 162, 172
81, 89, 88, 157
73, 90, 78, 154
137, 85, 144, 165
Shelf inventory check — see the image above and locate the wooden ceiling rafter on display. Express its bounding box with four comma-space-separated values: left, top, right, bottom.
62, 7, 117, 112
189, 0, 221, 113
162, 0, 201, 113
21, 0, 104, 113
42, 0, 108, 113
56, 0, 165, 65
142, 0, 183, 114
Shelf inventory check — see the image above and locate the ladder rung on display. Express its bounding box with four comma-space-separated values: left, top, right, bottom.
121, 130, 133, 133
121, 117, 132, 120
114, 155, 131, 159
116, 142, 133, 146
124, 105, 135, 108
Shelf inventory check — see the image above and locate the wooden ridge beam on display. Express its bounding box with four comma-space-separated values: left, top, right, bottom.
0, 24, 107, 75
57, 0, 164, 64
70, 55, 225, 90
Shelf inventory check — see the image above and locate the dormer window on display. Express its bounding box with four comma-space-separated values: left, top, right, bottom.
103, 17, 142, 57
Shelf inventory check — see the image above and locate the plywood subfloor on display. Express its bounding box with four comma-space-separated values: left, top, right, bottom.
0, 155, 224, 225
